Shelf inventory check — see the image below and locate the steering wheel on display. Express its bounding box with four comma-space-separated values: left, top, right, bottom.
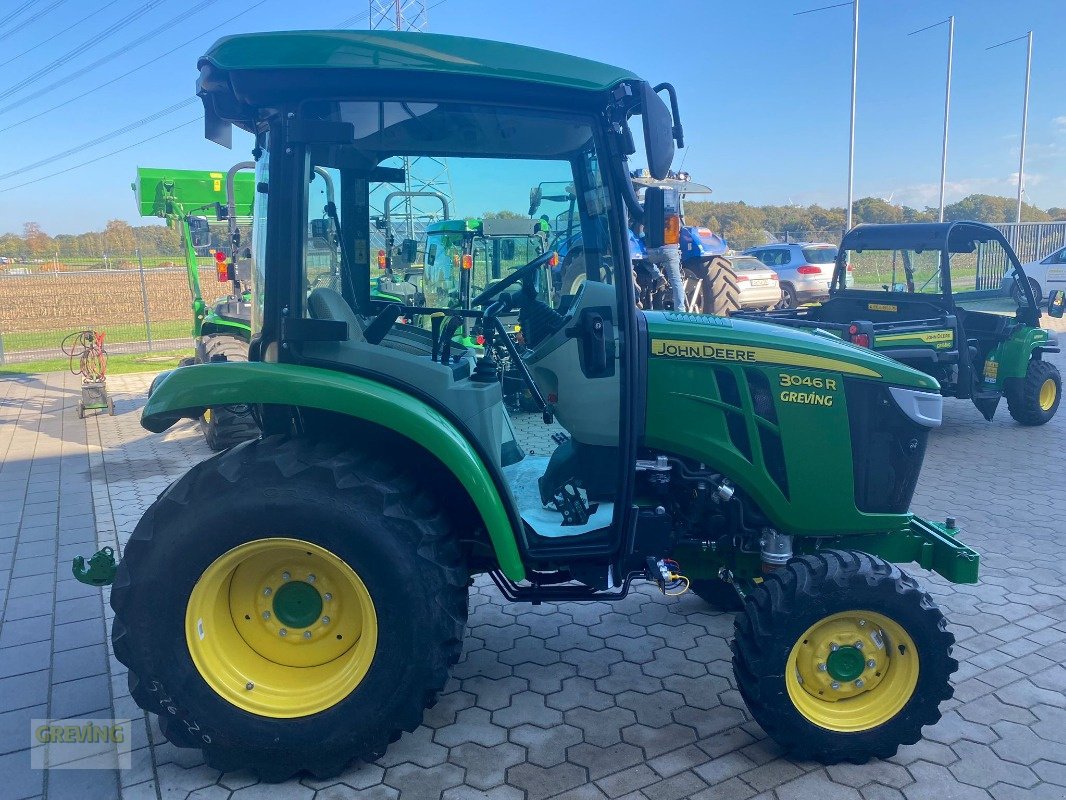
470, 250, 555, 308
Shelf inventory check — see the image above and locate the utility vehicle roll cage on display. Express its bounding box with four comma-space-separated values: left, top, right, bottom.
827, 221, 1040, 324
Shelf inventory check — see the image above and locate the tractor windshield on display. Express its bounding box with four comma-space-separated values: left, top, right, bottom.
282, 100, 620, 326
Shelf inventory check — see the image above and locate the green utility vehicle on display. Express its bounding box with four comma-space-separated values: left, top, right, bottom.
739, 222, 1062, 425
134, 165, 260, 449
108, 30, 981, 780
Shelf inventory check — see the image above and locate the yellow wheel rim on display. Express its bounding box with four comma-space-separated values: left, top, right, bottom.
185, 538, 377, 718
1039, 378, 1057, 411
785, 611, 919, 732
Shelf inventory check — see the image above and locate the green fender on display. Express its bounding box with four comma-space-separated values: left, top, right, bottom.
989, 326, 1051, 383
143, 362, 526, 581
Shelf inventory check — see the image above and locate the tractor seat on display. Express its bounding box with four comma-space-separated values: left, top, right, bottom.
307, 287, 435, 357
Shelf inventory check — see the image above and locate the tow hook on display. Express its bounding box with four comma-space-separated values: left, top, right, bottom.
645, 556, 690, 596
72, 547, 117, 586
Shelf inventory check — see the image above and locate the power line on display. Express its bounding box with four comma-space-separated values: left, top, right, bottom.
0, 0, 164, 103
0, 117, 202, 195
0, 0, 269, 134
0, 98, 196, 182
0, 0, 220, 114
0, 0, 68, 44
0, 0, 41, 35
0, 0, 123, 70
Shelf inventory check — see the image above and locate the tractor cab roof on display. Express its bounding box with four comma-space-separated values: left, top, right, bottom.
842, 221, 1007, 255
197, 30, 640, 143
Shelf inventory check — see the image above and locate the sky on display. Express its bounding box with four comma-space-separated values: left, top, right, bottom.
0, 0, 1063, 235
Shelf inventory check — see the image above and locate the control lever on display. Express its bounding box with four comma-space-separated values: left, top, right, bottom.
363, 303, 403, 345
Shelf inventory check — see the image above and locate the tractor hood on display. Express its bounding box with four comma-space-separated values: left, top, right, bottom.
644, 311, 939, 392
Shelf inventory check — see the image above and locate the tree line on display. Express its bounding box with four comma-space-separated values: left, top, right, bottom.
1, 220, 181, 261
682, 194, 1066, 251
3, 193, 1065, 261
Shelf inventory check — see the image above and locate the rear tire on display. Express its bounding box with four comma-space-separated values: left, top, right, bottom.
689, 577, 743, 611
732, 550, 955, 764
689, 256, 740, 316
558, 250, 587, 298
111, 436, 469, 781
1006, 359, 1060, 425
778, 283, 799, 309
196, 334, 258, 451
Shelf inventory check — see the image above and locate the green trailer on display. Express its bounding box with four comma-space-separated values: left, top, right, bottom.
85, 30, 984, 780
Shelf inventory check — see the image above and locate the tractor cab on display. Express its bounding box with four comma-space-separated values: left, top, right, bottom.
185, 29, 685, 581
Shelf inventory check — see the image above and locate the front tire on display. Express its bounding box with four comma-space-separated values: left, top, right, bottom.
196, 334, 258, 451
111, 436, 468, 781
1006, 359, 1060, 425
732, 550, 956, 764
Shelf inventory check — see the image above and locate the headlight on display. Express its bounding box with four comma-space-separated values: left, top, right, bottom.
889, 386, 942, 428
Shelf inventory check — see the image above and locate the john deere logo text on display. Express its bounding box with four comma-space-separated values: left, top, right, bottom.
651, 340, 757, 362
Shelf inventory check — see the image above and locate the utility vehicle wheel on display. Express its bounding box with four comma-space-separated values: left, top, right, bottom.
732, 550, 955, 764
689, 577, 743, 611
111, 436, 468, 781
703, 256, 740, 316
196, 334, 258, 451
1006, 359, 1060, 425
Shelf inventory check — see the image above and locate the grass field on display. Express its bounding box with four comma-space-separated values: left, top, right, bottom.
2, 320, 192, 353
0, 348, 192, 376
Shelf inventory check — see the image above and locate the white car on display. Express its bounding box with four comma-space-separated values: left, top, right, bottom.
1004, 245, 1066, 304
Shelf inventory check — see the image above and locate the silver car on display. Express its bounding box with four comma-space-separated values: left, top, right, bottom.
729, 255, 781, 310
743, 242, 839, 307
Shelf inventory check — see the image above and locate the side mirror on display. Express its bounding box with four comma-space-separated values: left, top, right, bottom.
642, 186, 680, 249
639, 82, 675, 180
528, 187, 542, 216
188, 216, 210, 249
1048, 289, 1065, 318
400, 238, 418, 265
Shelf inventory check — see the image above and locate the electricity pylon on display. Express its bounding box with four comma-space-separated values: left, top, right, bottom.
368, 1, 455, 248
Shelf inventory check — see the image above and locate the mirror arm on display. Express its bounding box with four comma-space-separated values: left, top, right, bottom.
653, 82, 684, 148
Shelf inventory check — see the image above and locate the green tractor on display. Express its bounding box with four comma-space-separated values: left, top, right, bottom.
108, 30, 981, 780
133, 164, 260, 449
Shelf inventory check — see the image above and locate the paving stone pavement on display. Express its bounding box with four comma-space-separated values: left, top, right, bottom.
0, 325, 1064, 800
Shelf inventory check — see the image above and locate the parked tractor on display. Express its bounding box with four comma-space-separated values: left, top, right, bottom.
536, 172, 739, 315
133, 164, 259, 449
98, 30, 981, 780
736, 222, 1063, 425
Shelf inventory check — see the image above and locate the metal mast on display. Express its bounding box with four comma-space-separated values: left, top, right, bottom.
368, 0, 454, 244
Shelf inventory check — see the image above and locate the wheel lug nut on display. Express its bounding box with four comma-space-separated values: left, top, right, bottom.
245, 681, 254, 690
817, 663, 828, 672
263, 587, 272, 596
282, 571, 291, 581
307, 574, 316, 583
262, 611, 270, 620
854, 642, 863, 650
867, 659, 877, 669
855, 679, 865, 688
321, 616, 330, 625
279, 628, 287, 637
324, 593, 332, 601
831, 681, 841, 690
303, 631, 312, 639
830, 643, 839, 652
858, 619, 867, 627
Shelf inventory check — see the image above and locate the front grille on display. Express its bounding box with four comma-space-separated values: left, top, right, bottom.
845, 380, 929, 514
